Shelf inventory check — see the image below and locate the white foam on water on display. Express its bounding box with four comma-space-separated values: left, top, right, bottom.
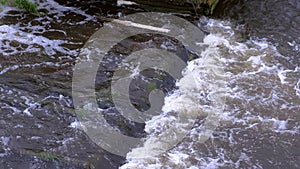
37, 0, 96, 24
0, 5, 16, 16
14, 124, 24, 128
69, 120, 80, 129
1, 102, 22, 114
0, 25, 77, 57
117, 0, 137, 6
30, 136, 42, 140
1, 1, 298, 167
288, 40, 300, 52
1, 136, 10, 146
0, 136, 11, 157
121, 20, 229, 169
21, 95, 65, 117
121, 18, 300, 168
277, 67, 300, 84
296, 79, 300, 97
0, 0, 93, 60
124, 35, 226, 158
0, 61, 71, 75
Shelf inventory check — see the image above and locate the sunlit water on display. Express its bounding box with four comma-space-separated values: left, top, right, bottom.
0, 0, 299, 168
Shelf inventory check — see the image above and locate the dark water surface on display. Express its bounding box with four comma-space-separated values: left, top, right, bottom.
0, 0, 299, 168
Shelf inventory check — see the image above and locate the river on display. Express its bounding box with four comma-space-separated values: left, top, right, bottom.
0, 0, 299, 168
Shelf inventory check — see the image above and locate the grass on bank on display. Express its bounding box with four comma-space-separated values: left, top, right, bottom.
0, 0, 38, 14
189, 0, 220, 14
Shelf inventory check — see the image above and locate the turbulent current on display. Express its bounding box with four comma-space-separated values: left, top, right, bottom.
0, 0, 299, 168
121, 19, 300, 168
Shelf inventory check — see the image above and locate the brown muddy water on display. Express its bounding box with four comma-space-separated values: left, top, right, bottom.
0, 0, 299, 169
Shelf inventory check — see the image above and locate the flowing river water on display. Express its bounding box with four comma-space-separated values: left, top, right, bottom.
0, 0, 299, 168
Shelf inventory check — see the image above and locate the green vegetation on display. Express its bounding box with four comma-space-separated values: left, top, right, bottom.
14, 0, 38, 14
147, 82, 157, 91
22, 150, 63, 162
35, 151, 63, 161
0, 0, 38, 14
189, 0, 220, 14
0, 0, 6, 5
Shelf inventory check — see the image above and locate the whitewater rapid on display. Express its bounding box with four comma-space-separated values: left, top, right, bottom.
0, 1, 299, 168
121, 18, 300, 169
